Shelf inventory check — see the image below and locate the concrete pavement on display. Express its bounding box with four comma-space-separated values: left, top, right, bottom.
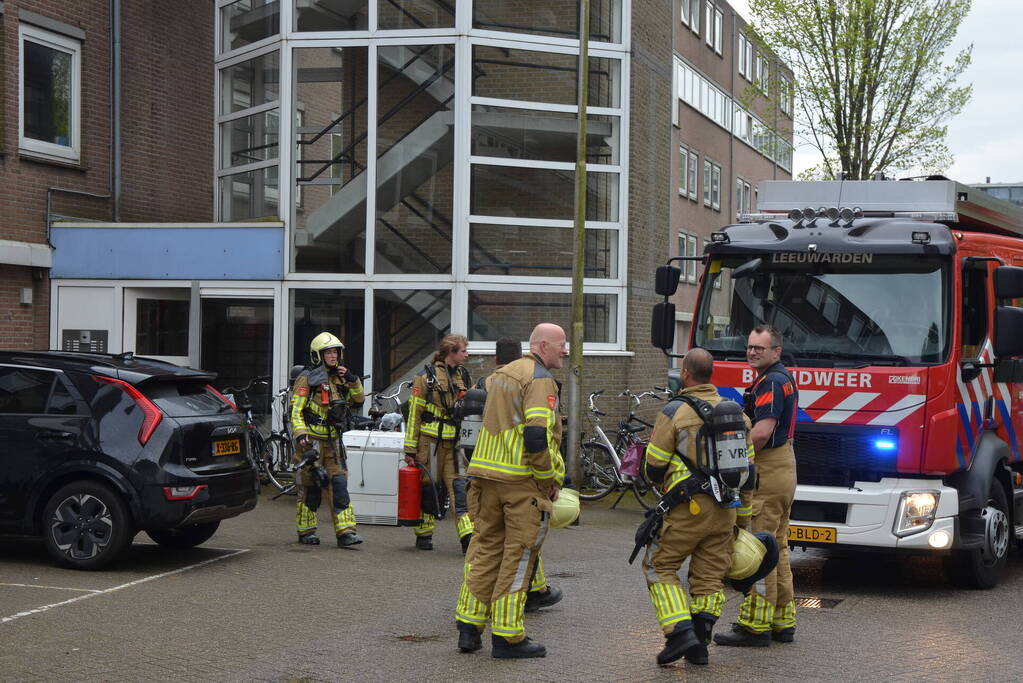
3, 487, 1023, 681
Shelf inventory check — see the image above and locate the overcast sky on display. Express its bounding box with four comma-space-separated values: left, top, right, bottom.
729, 0, 1023, 184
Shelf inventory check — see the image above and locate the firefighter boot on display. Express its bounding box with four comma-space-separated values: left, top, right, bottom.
713, 623, 771, 647
772, 627, 795, 643
524, 585, 563, 613
460, 533, 472, 554
338, 532, 363, 547
656, 622, 701, 666
416, 535, 434, 550
491, 635, 547, 659
684, 614, 717, 665
299, 534, 321, 545
457, 622, 482, 653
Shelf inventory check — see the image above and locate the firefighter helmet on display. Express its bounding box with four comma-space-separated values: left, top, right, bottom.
726, 530, 780, 594
726, 528, 767, 580
310, 332, 344, 367
550, 487, 580, 529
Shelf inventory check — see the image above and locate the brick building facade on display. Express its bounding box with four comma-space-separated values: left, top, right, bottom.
1, 0, 788, 427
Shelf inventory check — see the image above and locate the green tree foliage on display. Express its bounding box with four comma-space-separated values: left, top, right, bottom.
749, 0, 972, 179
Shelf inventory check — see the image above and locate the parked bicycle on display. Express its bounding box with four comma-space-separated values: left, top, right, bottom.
578, 389, 665, 510
222, 375, 294, 493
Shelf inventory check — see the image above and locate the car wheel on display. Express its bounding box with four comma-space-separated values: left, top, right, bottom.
42, 481, 134, 570
147, 521, 221, 549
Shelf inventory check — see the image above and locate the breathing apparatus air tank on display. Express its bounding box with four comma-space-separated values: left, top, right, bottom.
705, 400, 750, 490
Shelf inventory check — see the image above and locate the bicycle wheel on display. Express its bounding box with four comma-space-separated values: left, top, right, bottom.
262, 434, 296, 493
632, 469, 663, 511
578, 442, 619, 501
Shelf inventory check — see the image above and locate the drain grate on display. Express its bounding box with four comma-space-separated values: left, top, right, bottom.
793, 596, 843, 609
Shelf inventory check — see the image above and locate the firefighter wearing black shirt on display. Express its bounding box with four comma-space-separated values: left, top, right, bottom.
716, 325, 798, 647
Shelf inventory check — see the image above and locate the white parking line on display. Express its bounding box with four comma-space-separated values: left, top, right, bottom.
1, 548, 249, 625
0, 583, 101, 593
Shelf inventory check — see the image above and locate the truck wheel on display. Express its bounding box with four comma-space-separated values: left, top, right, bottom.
944, 480, 1010, 589
147, 521, 220, 549
42, 481, 135, 570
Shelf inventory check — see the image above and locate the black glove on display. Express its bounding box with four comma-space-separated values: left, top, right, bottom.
343, 369, 358, 383
312, 465, 330, 490
629, 507, 664, 565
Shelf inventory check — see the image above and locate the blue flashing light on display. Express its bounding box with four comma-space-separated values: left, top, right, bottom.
874, 439, 897, 451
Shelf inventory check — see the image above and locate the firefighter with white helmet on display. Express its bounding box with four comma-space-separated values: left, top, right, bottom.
291, 332, 365, 548
639, 348, 756, 666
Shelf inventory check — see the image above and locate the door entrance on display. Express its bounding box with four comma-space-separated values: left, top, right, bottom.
201, 298, 275, 418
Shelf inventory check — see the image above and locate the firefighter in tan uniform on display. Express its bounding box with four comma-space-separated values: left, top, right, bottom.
716, 325, 798, 647
454, 323, 566, 659
641, 348, 755, 666
404, 334, 474, 552
476, 338, 564, 613
291, 332, 365, 548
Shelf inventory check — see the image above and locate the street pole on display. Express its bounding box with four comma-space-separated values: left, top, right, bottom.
566, 0, 590, 491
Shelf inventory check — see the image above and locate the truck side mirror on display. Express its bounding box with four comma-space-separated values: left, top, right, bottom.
993, 305, 1023, 357
651, 301, 676, 349
994, 266, 1023, 300
655, 265, 682, 296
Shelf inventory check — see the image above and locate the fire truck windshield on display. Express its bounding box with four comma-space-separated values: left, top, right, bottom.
693, 254, 951, 366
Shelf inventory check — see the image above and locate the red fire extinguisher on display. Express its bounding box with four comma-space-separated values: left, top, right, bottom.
398, 464, 421, 526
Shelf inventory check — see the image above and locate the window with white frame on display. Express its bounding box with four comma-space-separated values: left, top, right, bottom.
688, 150, 699, 201
711, 163, 721, 211
713, 7, 723, 54
681, 0, 690, 26
757, 54, 770, 92
736, 177, 744, 220
690, 0, 700, 34
679, 146, 690, 196
19, 23, 81, 162
780, 75, 793, 115
738, 33, 753, 80
703, 160, 712, 207
705, 2, 714, 47
678, 232, 699, 284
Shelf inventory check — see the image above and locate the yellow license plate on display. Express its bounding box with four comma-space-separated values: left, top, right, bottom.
789, 525, 836, 543
213, 438, 241, 456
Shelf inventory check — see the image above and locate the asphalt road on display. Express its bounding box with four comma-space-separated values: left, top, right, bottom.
3, 487, 1023, 682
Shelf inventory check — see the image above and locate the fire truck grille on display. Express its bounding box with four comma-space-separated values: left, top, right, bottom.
793, 427, 896, 487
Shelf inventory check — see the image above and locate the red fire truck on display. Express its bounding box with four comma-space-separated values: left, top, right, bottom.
652, 178, 1023, 588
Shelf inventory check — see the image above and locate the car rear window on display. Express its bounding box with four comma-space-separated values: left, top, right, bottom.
142, 380, 234, 417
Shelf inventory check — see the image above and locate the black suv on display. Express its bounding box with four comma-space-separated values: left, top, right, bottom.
0, 351, 258, 569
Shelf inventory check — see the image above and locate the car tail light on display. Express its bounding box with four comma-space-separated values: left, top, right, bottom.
163, 485, 208, 501
92, 374, 164, 445
205, 384, 236, 410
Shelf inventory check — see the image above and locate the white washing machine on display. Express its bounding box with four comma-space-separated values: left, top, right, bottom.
342, 430, 404, 525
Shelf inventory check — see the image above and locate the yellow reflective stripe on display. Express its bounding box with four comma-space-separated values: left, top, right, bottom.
468, 460, 532, 476
348, 384, 364, 399
415, 512, 436, 536
646, 442, 674, 464
530, 556, 547, 592
405, 395, 426, 448
532, 465, 556, 479
334, 506, 356, 532
456, 513, 474, 538
456, 562, 490, 626
737, 505, 752, 517
690, 591, 725, 618
524, 407, 551, 420
296, 502, 317, 533
772, 600, 796, 629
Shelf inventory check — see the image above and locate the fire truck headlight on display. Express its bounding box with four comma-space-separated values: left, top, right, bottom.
928, 529, 952, 549
894, 490, 940, 537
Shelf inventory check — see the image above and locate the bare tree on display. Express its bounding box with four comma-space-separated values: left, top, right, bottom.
749, 0, 972, 179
